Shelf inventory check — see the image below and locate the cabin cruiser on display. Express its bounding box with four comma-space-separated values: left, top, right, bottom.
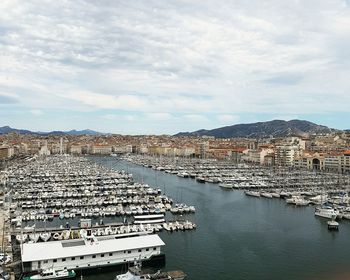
315, 205, 339, 219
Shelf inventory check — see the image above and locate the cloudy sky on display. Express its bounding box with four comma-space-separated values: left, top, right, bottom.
1, 0, 350, 134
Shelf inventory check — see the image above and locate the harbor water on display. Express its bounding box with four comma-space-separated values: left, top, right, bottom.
87, 156, 350, 280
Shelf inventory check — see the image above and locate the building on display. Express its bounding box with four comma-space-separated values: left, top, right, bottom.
199, 142, 209, 159
340, 150, 350, 174
22, 233, 165, 272
294, 152, 325, 170
70, 145, 83, 155
91, 145, 112, 155
0, 146, 14, 159
113, 145, 133, 154
324, 153, 341, 172
229, 147, 247, 163
274, 145, 299, 167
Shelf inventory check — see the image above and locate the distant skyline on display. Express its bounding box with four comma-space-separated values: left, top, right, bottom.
1, 1, 350, 134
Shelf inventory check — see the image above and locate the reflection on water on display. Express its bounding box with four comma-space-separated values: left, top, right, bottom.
82, 157, 350, 280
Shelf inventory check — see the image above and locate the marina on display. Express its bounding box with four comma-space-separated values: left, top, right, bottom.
1, 155, 196, 279
93, 156, 350, 280
2, 1, 349, 279
2, 155, 350, 279
123, 155, 350, 222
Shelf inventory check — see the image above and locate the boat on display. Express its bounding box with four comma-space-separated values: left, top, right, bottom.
133, 214, 165, 225
286, 196, 309, 206
39, 232, 52, 242
23, 268, 76, 280
244, 191, 260, 197
260, 192, 273, 198
196, 177, 205, 183
315, 205, 339, 219
16, 233, 28, 243
327, 220, 339, 231
219, 183, 233, 189
29, 233, 40, 243
115, 260, 186, 280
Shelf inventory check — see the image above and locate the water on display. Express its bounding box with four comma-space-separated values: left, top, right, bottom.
87, 157, 350, 280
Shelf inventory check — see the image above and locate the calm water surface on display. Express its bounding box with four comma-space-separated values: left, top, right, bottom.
83, 157, 350, 280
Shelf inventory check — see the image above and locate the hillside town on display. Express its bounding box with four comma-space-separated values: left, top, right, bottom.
1, 131, 350, 173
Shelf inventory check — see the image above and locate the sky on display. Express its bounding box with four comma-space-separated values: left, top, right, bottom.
0, 0, 350, 134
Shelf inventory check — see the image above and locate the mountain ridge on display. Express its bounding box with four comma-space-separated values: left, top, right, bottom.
175, 119, 340, 138
0, 126, 103, 136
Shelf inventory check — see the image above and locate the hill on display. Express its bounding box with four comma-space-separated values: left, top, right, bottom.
175, 119, 337, 138
0, 126, 103, 136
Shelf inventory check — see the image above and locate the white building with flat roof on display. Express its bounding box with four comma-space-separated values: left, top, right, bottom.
22, 233, 165, 272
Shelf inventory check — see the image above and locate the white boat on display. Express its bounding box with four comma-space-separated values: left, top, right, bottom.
271, 192, 280, 198
245, 191, 260, 197
115, 260, 186, 280
315, 205, 339, 219
16, 234, 28, 243
29, 233, 40, 243
39, 232, 51, 242
310, 194, 328, 204
286, 196, 309, 206
294, 198, 310, 206
133, 214, 165, 224
260, 192, 273, 198
23, 268, 76, 280
219, 183, 233, 189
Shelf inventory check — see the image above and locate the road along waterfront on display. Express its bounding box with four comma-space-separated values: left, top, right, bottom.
90, 156, 350, 280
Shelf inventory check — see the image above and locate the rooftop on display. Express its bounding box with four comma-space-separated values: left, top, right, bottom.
22, 234, 165, 262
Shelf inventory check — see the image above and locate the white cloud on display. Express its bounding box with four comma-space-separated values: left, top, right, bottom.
183, 114, 208, 122
29, 109, 44, 116
0, 0, 349, 131
101, 114, 117, 120
217, 114, 239, 124
145, 113, 172, 121
124, 115, 136, 121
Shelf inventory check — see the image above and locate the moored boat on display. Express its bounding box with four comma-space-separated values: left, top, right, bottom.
23, 268, 76, 280
315, 205, 339, 219
244, 191, 260, 197
115, 260, 186, 280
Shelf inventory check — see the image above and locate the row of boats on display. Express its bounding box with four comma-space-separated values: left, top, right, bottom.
5, 156, 196, 228
125, 155, 350, 191
22, 259, 187, 280
244, 190, 350, 220
125, 155, 350, 223
15, 202, 195, 222
16, 217, 197, 244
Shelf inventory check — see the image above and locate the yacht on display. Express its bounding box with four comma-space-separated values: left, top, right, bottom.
244, 191, 260, 197
314, 205, 339, 219
23, 268, 75, 280
218, 183, 233, 189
